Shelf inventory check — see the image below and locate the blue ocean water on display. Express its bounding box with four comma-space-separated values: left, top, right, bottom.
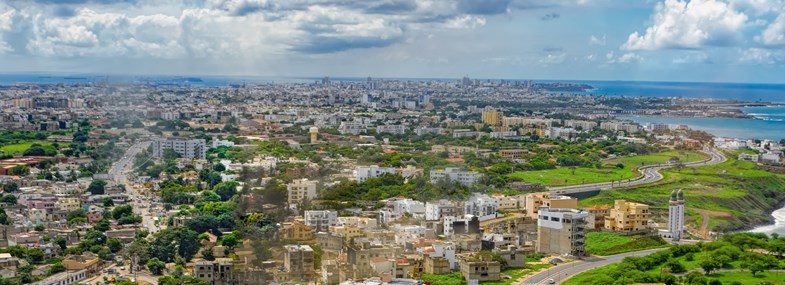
543, 80, 785, 103
619, 114, 785, 141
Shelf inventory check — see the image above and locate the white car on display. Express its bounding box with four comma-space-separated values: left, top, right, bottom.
548, 279, 555, 284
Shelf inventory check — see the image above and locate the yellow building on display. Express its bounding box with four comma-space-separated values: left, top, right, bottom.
481, 111, 503, 126
519, 127, 545, 137
604, 200, 651, 232
331, 225, 366, 241
524, 193, 577, 218
279, 221, 314, 241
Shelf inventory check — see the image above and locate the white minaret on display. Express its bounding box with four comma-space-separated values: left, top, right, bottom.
668, 189, 685, 241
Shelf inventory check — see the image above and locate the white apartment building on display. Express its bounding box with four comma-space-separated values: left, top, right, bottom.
464, 193, 500, 222
355, 166, 396, 183
152, 138, 207, 159
287, 179, 318, 206
304, 210, 338, 232
429, 168, 482, 186
339, 122, 367, 135
564, 120, 598, 130
376, 125, 406, 135
393, 198, 426, 217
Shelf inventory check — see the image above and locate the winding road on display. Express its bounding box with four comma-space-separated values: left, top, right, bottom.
548, 147, 727, 195
516, 248, 667, 285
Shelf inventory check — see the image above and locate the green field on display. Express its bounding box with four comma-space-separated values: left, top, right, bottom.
507, 151, 708, 187
565, 238, 785, 285
584, 232, 668, 256
605, 150, 707, 167
0, 141, 66, 155
579, 153, 785, 232
508, 166, 635, 187
420, 264, 553, 285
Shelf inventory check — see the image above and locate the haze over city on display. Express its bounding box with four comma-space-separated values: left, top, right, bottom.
0, 0, 785, 82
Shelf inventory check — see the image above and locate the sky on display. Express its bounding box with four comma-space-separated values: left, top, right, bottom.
1, 0, 785, 83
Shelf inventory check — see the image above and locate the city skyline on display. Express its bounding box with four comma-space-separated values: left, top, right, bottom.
1, 0, 785, 83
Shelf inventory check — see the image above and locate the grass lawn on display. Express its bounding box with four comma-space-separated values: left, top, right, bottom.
579, 153, 785, 232
605, 150, 707, 167
584, 232, 668, 256
704, 271, 785, 285
0, 141, 66, 155
420, 264, 553, 285
508, 166, 635, 187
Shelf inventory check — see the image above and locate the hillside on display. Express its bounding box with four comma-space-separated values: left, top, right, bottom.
579, 153, 785, 232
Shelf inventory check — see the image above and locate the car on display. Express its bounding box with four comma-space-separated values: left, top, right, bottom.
548, 279, 555, 284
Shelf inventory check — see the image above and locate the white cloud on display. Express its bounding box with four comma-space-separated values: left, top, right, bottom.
539, 53, 566, 64
756, 12, 785, 46
444, 15, 487, 29
0, 9, 14, 53
739, 47, 784, 64
589, 34, 606, 46
622, 0, 748, 50
672, 52, 709, 63
606, 51, 643, 63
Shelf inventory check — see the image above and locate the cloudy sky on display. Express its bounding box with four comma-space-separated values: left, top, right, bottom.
1, 0, 785, 82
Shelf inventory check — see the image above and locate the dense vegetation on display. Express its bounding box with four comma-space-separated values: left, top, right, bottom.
564, 233, 785, 285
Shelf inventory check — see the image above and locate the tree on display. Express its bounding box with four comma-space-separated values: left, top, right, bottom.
107, 238, 123, 253
213, 182, 237, 201
54, 237, 67, 250
146, 257, 166, 275
112, 205, 134, 220
87, 180, 107, 195
103, 197, 114, 207
213, 163, 225, 172
149, 227, 200, 262
94, 219, 111, 232
740, 252, 777, 276
0, 208, 8, 225
48, 262, 66, 275
0, 194, 17, 205
2, 182, 18, 193
8, 165, 29, 176
23, 146, 46, 156
699, 257, 720, 274
666, 260, 686, 274
202, 247, 215, 261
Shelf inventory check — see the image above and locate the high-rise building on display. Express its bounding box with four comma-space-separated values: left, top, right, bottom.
429, 168, 482, 186
536, 208, 587, 256
481, 110, 503, 126
660, 190, 685, 241
355, 165, 396, 183
603, 200, 651, 232
309, 127, 319, 144
287, 179, 318, 207
284, 245, 315, 281
152, 138, 206, 159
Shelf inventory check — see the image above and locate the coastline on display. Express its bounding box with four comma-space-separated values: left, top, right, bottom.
745, 197, 785, 234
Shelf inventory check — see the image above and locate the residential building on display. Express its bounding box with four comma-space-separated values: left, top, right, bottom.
193, 258, 240, 285
429, 168, 482, 186
463, 193, 499, 221
536, 208, 588, 256
284, 245, 315, 281
524, 193, 577, 218
585, 204, 611, 230
338, 122, 366, 135
31, 269, 87, 285
304, 210, 338, 232
152, 138, 207, 159
459, 253, 501, 282
376, 125, 406, 135
414, 127, 442, 136
355, 165, 396, 183
62, 253, 102, 276
604, 200, 651, 232
424, 200, 459, 221
287, 179, 318, 206
481, 110, 503, 126
278, 221, 314, 241
499, 149, 527, 160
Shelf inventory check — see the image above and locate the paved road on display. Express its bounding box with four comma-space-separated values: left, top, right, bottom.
108, 141, 163, 233
516, 248, 667, 285
549, 147, 726, 195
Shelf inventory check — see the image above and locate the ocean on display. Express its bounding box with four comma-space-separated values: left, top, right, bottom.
546, 80, 785, 103
619, 112, 785, 141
